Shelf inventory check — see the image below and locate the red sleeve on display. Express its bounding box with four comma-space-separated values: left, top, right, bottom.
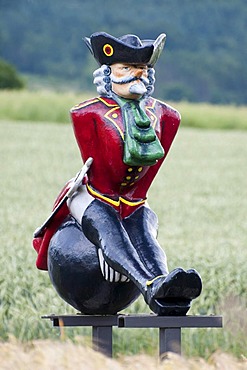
70, 108, 97, 164
32, 181, 72, 270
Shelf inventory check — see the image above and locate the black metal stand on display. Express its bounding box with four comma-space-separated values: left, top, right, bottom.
118, 314, 223, 356
42, 314, 118, 357
42, 314, 223, 358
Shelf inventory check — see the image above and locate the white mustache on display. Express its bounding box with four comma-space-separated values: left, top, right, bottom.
129, 81, 147, 95
111, 75, 149, 86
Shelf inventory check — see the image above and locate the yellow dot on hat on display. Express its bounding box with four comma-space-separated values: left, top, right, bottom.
103, 43, 114, 57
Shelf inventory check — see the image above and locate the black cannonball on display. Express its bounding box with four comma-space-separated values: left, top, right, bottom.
48, 217, 140, 314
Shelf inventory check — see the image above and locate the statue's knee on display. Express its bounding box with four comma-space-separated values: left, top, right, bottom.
124, 205, 158, 237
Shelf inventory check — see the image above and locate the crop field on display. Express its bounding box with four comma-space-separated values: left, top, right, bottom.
0, 90, 247, 130
0, 93, 246, 361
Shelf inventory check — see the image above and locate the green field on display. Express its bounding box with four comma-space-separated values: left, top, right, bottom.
0, 95, 246, 358
1, 90, 247, 130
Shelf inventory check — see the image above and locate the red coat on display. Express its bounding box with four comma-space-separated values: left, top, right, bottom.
33, 181, 71, 270
33, 96, 180, 270
71, 96, 180, 218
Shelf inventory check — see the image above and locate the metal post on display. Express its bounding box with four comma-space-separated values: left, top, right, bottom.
42, 314, 118, 358
92, 326, 113, 357
42, 314, 223, 358
117, 314, 222, 358
159, 328, 181, 356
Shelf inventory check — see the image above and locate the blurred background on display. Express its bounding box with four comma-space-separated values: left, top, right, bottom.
0, 0, 246, 104
0, 0, 246, 363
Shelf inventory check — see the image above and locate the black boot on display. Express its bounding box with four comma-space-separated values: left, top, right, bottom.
145, 268, 202, 315
81, 199, 152, 290
82, 200, 202, 315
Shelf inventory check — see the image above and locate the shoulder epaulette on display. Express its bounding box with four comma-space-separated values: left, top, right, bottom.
155, 98, 181, 120
145, 96, 157, 110
70, 97, 100, 112
97, 97, 119, 107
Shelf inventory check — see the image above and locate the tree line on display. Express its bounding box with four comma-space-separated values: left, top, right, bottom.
0, 0, 246, 104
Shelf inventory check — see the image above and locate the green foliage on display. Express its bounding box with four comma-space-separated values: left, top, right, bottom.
0, 59, 24, 89
0, 119, 246, 358
178, 102, 247, 130
0, 90, 92, 123
0, 0, 246, 103
0, 90, 247, 131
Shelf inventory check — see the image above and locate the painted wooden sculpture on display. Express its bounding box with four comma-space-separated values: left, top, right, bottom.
33, 32, 202, 316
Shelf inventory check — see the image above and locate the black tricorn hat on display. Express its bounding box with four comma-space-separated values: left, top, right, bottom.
84, 32, 166, 67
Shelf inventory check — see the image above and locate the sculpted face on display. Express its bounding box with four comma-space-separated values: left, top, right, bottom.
110, 63, 149, 99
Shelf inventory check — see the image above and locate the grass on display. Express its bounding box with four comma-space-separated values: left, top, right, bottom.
0, 89, 247, 129
177, 101, 247, 130
0, 114, 246, 358
0, 90, 92, 124
1, 340, 246, 369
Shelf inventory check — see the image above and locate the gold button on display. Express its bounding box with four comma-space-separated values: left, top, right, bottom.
138, 167, 143, 172
128, 168, 133, 172
112, 113, 118, 118
130, 182, 135, 186
126, 176, 131, 180
135, 175, 139, 180
121, 182, 127, 186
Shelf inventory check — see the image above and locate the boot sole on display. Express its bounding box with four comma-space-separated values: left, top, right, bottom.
154, 268, 202, 300
150, 297, 191, 316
